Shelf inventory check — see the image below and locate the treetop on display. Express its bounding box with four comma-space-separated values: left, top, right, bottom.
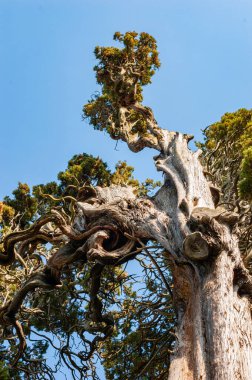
83, 32, 164, 153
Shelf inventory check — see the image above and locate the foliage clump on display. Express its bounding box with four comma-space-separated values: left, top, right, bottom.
3, 183, 37, 228
83, 32, 161, 145
198, 108, 252, 262
199, 108, 252, 202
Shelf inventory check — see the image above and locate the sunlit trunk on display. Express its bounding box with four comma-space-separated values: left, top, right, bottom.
169, 248, 252, 380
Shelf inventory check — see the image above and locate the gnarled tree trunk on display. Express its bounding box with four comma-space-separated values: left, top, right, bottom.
76, 132, 252, 379
1, 126, 251, 378
153, 134, 252, 380
1, 32, 251, 378
153, 133, 252, 380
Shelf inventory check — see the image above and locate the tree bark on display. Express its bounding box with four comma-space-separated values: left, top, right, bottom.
169, 248, 252, 380
151, 133, 252, 380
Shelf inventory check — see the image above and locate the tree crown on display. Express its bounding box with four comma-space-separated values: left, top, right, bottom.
83, 32, 161, 149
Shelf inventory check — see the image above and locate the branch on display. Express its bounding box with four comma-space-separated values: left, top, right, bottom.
136, 238, 173, 298
0, 208, 117, 266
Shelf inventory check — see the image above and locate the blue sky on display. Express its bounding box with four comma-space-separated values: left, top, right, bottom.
0, 0, 252, 199
0, 1, 252, 378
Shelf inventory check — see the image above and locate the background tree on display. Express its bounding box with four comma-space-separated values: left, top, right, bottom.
0, 152, 163, 379
0, 32, 252, 380
198, 109, 252, 266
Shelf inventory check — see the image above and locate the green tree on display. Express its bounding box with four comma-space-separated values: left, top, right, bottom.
0, 32, 252, 380
0, 151, 162, 379
198, 108, 252, 264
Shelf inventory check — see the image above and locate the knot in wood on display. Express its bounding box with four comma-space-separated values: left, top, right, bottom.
191, 207, 239, 227
183, 232, 209, 261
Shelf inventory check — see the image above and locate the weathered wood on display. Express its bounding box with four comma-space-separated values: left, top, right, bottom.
152, 133, 252, 380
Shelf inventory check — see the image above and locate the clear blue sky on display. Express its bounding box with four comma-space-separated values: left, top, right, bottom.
0, 0, 252, 199
0, 1, 252, 378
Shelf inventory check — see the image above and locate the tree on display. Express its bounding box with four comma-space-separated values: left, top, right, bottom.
198, 109, 252, 264
0, 31, 252, 380
0, 154, 162, 379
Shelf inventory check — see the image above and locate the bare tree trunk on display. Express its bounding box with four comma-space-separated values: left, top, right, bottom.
169, 248, 252, 380
154, 134, 252, 380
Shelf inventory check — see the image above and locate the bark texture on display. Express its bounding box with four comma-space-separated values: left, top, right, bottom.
170, 244, 252, 380
150, 133, 252, 380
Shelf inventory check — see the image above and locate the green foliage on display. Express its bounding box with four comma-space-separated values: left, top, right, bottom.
101, 253, 174, 380
3, 183, 38, 228
94, 31, 160, 103
83, 32, 160, 139
33, 181, 61, 215
111, 161, 139, 188
33, 154, 112, 215
57, 153, 111, 189
0, 361, 10, 380
110, 161, 161, 196
0, 202, 15, 226
198, 108, 252, 263
198, 108, 252, 202
139, 178, 162, 196
239, 146, 252, 200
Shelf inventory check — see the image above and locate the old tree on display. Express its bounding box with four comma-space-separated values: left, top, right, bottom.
0, 32, 252, 379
